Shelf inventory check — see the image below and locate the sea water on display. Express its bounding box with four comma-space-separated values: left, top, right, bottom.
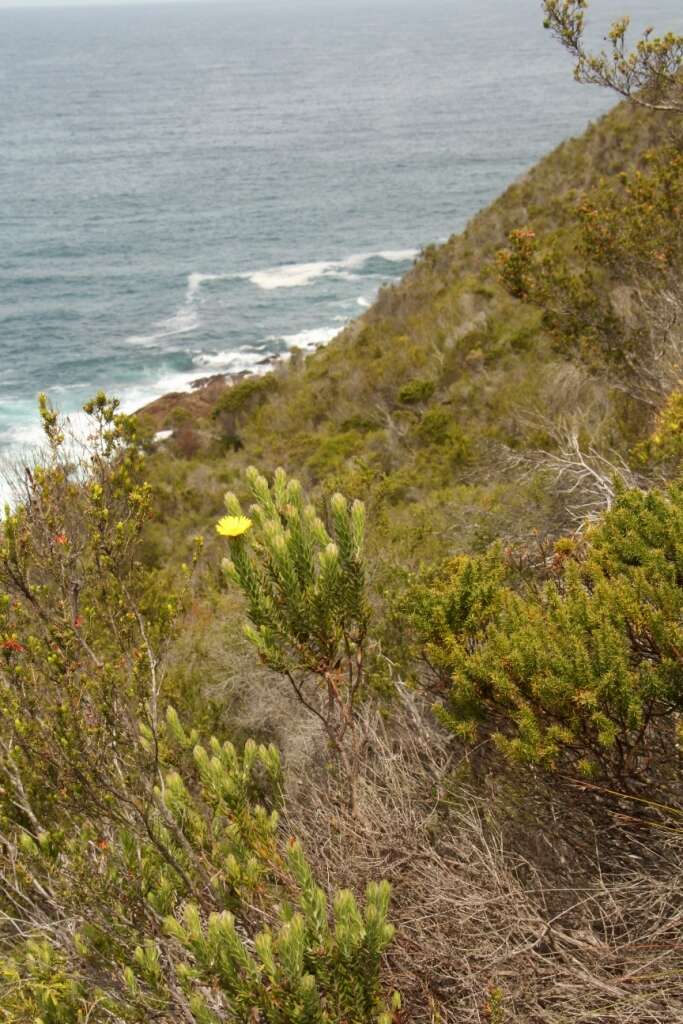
2, 0, 681, 460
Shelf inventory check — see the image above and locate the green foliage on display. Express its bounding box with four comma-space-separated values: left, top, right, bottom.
413, 408, 470, 462
162, 867, 396, 1024
0, 394, 192, 823
635, 388, 683, 469
306, 431, 365, 476
497, 224, 615, 363
495, 228, 538, 301
212, 375, 279, 451
397, 548, 508, 692
212, 374, 278, 419
414, 485, 683, 784
496, 146, 683, 387
577, 149, 683, 275
0, 404, 395, 1022
218, 468, 370, 808
397, 378, 436, 404
0, 707, 396, 1023
6, 9, 683, 1018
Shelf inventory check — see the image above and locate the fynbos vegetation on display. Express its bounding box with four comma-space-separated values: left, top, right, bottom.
2, 2, 683, 1021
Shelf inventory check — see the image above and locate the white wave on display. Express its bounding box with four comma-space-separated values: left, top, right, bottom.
118, 369, 209, 413
192, 348, 266, 370
245, 261, 337, 290
186, 271, 228, 300
356, 296, 370, 308
120, 347, 274, 415
0, 408, 95, 508
375, 248, 419, 262
126, 309, 199, 347
0, 343, 267, 507
341, 253, 375, 270
280, 326, 339, 349
332, 271, 362, 283
0, 420, 46, 451
126, 271, 230, 346
243, 247, 419, 291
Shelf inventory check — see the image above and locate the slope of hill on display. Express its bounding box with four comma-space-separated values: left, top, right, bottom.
140, 98, 672, 568
3, 25, 683, 1022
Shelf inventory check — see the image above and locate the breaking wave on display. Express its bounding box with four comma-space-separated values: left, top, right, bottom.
278, 325, 340, 349
242, 248, 419, 291
125, 271, 230, 346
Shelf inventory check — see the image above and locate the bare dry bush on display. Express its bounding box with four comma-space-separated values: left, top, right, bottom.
501, 404, 640, 525
287, 690, 683, 1023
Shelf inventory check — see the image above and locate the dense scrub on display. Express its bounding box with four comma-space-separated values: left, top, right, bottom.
402, 485, 683, 785
2, 3, 683, 1021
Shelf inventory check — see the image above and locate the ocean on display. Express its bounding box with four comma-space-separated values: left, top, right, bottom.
2, 0, 681, 461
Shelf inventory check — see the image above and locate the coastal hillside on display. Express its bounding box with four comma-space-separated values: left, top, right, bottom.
2, 5, 683, 1022
141, 96, 673, 566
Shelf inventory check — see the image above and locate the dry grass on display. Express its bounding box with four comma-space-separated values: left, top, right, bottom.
287, 691, 683, 1023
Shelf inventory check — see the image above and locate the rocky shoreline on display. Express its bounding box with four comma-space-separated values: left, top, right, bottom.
135, 352, 283, 438
135, 324, 353, 443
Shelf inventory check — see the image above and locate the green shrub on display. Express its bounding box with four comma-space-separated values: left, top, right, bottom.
160, 404, 191, 427
212, 374, 278, 445
408, 485, 683, 786
0, 406, 395, 1023
414, 409, 470, 464
212, 373, 278, 418
496, 147, 683, 380
397, 378, 436, 404
1, 709, 397, 1024
415, 408, 451, 445
397, 548, 508, 691
340, 414, 382, 433
218, 468, 370, 810
306, 431, 364, 476
635, 388, 683, 469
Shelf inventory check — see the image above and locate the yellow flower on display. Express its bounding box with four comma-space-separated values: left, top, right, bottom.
216, 514, 253, 538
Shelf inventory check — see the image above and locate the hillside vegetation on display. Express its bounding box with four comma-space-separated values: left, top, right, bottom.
2, 4, 683, 1022
142, 97, 674, 565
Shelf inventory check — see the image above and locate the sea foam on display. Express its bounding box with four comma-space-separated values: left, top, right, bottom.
245, 261, 338, 290
374, 248, 420, 262
126, 271, 229, 346
192, 348, 267, 370
243, 248, 419, 291
119, 347, 272, 413
279, 326, 340, 349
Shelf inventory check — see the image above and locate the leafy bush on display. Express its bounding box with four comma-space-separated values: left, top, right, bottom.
397, 379, 436, 404
212, 374, 278, 446
212, 373, 278, 418
407, 485, 683, 785
218, 468, 370, 810
0, 403, 396, 1022
1, 707, 397, 1023
413, 409, 470, 465
496, 143, 683, 410
635, 388, 683, 469
397, 548, 508, 691
306, 431, 365, 477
